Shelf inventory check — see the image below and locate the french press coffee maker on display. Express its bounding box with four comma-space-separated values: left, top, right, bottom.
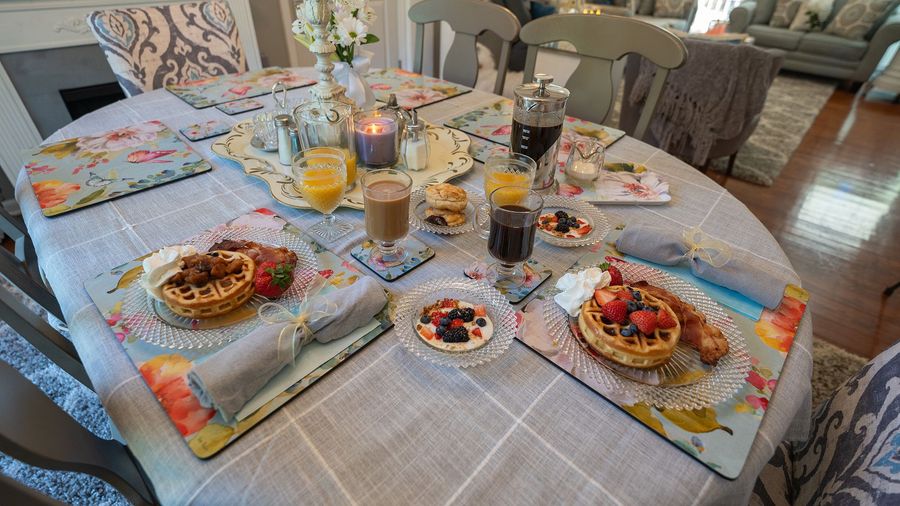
510, 73, 570, 193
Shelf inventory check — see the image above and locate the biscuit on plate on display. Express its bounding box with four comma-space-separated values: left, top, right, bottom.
425, 183, 467, 212
426, 207, 466, 227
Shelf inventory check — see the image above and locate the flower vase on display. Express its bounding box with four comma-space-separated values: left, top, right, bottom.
333, 50, 376, 109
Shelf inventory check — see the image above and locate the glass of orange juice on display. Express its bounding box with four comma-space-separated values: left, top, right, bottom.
293, 101, 358, 190
483, 153, 537, 206
292, 149, 352, 242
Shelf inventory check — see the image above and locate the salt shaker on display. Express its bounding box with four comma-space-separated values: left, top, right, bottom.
274, 114, 292, 167
403, 110, 429, 171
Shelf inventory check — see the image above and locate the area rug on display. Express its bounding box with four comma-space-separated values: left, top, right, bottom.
0, 274, 865, 502
707, 74, 836, 186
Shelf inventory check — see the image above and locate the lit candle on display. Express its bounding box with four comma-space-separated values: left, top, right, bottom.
355, 116, 399, 168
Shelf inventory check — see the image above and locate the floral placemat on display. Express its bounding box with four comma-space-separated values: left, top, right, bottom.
518, 227, 809, 478
446, 98, 626, 149
351, 236, 435, 282
366, 68, 471, 109
468, 136, 671, 205
165, 67, 315, 108
24, 121, 211, 217
83, 209, 392, 458
465, 259, 553, 304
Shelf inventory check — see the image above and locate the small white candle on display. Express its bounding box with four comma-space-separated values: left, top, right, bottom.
567, 160, 598, 181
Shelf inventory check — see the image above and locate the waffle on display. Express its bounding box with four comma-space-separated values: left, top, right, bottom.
578, 286, 682, 368
161, 251, 256, 319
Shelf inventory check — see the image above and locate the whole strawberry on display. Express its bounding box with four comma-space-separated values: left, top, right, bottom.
254, 262, 294, 299
629, 310, 657, 335
606, 265, 623, 286
601, 299, 628, 324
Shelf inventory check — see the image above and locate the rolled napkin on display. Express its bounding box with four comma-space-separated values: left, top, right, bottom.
616, 224, 790, 309
554, 267, 611, 317
188, 276, 387, 420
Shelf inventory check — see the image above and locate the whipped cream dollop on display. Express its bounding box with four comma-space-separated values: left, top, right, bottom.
140, 245, 197, 301
553, 267, 612, 317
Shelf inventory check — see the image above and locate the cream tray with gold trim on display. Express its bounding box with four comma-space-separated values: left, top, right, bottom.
212, 120, 474, 210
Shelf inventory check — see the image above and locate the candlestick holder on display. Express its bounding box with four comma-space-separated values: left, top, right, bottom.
301, 0, 353, 106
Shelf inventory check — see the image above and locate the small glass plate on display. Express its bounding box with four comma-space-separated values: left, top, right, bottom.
542, 262, 751, 409
537, 195, 610, 248
121, 226, 318, 350
408, 187, 479, 235
395, 277, 517, 367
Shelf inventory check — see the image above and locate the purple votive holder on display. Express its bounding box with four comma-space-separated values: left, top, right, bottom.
354, 113, 400, 168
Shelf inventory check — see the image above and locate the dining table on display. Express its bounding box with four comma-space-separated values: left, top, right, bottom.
14, 67, 813, 505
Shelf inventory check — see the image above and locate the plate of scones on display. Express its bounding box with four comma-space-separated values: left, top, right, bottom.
409, 183, 479, 235
545, 261, 751, 409
121, 226, 318, 349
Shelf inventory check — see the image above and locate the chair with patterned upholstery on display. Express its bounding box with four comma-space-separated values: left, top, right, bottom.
86, 0, 248, 97
752, 341, 900, 505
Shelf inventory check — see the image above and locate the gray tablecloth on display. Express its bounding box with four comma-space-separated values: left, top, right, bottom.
14, 67, 813, 505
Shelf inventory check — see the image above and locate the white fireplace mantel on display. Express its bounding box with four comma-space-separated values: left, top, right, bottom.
0, 0, 261, 190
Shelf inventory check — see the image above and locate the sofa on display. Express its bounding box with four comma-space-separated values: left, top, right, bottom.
728, 0, 900, 83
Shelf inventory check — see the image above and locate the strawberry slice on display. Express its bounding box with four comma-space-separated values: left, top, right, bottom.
657, 309, 677, 329
419, 326, 435, 340
471, 328, 482, 338
630, 310, 657, 335
594, 288, 617, 305
473, 305, 487, 317
615, 290, 635, 302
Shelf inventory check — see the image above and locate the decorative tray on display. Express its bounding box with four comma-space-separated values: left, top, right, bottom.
212, 120, 474, 210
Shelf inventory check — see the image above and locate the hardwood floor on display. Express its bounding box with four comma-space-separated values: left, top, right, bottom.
723, 88, 900, 359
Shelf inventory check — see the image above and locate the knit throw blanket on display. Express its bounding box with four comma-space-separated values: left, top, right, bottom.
628, 39, 782, 165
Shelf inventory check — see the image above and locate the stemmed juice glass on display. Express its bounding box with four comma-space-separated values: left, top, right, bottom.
294, 101, 358, 190
292, 148, 352, 242
483, 153, 537, 204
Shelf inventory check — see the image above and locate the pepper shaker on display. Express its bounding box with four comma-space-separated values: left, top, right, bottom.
274, 114, 293, 168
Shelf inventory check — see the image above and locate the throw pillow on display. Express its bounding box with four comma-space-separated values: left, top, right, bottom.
654, 0, 693, 17
770, 0, 803, 27
824, 0, 896, 39
789, 0, 835, 31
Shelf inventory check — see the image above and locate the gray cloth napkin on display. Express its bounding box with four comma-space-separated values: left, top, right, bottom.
188, 276, 387, 420
616, 224, 790, 309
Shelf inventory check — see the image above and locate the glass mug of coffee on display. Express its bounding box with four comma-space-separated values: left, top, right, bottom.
361, 169, 413, 268
475, 187, 544, 288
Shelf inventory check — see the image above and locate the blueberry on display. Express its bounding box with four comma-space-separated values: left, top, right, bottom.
436, 326, 446, 336
476, 318, 487, 327
626, 301, 637, 312
420, 315, 430, 324
629, 324, 638, 334
439, 317, 451, 326
568, 217, 579, 227
555, 222, 570, 233
633, 291, 642, 301
555, 210, 569, 220
621, 328, 633, 337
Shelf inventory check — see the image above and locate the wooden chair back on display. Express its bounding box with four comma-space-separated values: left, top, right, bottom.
520, 14, 687, 139
409, 0, 521, 95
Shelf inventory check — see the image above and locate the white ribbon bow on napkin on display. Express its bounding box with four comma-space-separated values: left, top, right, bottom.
256, 275, 337, 365
682, 227, 733, 269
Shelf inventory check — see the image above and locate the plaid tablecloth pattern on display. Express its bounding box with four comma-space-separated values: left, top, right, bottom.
14, 68, 812, 505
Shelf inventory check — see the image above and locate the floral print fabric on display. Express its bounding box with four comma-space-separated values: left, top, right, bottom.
87, 1, 247, 97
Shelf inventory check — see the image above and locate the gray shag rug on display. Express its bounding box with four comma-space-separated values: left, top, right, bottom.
0, 274, 866, 503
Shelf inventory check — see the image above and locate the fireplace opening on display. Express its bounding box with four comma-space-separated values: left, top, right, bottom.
59, 83, 126, 122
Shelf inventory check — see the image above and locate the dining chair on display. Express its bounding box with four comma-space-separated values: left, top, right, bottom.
0, 361, 157, 505
1, 205, 92, 391
519, 14, 687, 137
86, 0, 248, 97
409, 0, 521, 95
752, 340, 900, 505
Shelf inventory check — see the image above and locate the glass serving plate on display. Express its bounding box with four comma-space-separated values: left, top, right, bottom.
395, 277, 517, 367
408, 187, 480, 235
543, 262, 751, 410
121, 226, 318, 349
536, 195, 610, 248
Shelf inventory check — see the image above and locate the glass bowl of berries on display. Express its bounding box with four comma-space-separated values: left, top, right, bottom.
396, 277, 517, 367
536, 195, 610, 248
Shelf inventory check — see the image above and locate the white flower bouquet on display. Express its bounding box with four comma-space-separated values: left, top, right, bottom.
293, 0, 379, 66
